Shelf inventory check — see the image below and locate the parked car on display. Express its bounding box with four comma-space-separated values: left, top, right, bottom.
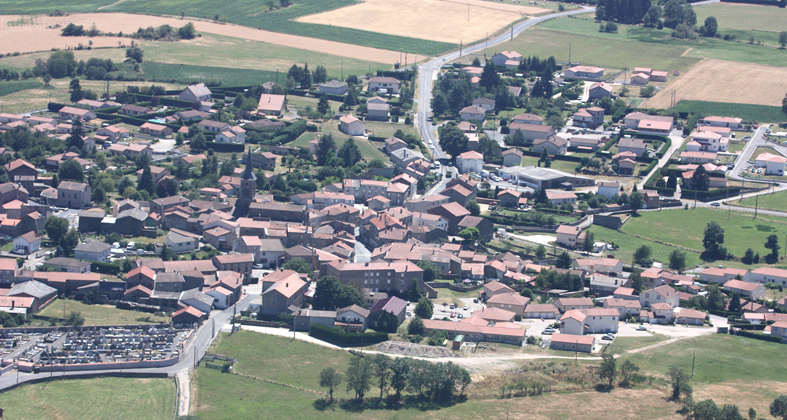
636, 325, 647, 331
126, 242, 135, 250
463, 305, 468, 310
457, 313, 463, 319
450, 312, 456, 318
541, 329, 554, 335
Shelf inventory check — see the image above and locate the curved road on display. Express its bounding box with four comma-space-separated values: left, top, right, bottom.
416, 6, 596, 158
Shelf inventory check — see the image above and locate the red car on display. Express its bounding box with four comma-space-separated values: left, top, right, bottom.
450, 312, 456, 318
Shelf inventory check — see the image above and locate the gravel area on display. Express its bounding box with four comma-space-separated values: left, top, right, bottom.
374, 341, 458, 358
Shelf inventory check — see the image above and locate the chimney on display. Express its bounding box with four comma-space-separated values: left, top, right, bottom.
11, 300, 14, 309
286, 283, 288, 288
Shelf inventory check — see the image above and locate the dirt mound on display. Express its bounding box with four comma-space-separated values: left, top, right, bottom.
374, 341, 458, 358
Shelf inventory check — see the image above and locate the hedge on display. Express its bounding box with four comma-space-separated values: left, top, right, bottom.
48, 102, 66, 113
728, 323, 766, 331
92, 261, 122, 275
133, 94, 193, 108
287, 88, 345, 103
553, 80, 582, 97
201, 142, 245, 153
680, 187, 741, 201
721, 0, 780, 4
733, 329, 783, 343
520, 149, 586, 163
309, 323, 389, 346
376, 69, 416, 80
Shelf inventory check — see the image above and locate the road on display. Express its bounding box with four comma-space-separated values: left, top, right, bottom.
415, 6, 595, 163
636, 129, 686, 190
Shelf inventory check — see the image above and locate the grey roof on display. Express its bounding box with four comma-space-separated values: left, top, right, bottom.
78, 210, 106, 219
258, 239, 286, 252
74, 240, 111, 254
58, 181, 88, 192
337, 304, 370, 318
150, 291, 181, 300
390, 147, 424, 163
117, 208, 148, 222
9, 280, 57, 299
179, 288, 214, 307
168, 231, 199, 243
156, 273, 185, 283
321, 80, 347, 88
43, 257, 91, 269
152, 195, 189, 206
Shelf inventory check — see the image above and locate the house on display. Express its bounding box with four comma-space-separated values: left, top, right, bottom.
550, 333, 594, 353
597, 181, 620, 199
745, 266, 787, 286
699, 267, 749, 284
136, 166, 171, 184
487, 293, 530, 317
0, 259, 17, 285
492, 51, 522, 67
572, 107, 605, 128
680, 151, 718, 164
604, 298, 642, 318
257, 94, 287, 116
640, 285, 679, 308
456, 151, 483, 174
624, 112, 674, 133
368, 76, 400, 94
509, 123, 554, 142
58, 106, 96, 121
179, 83, 212, 102
179, 288, 214, 314
293, 308, 338, 332
555, 297, 594, 313
556, 225, 583, 249
261, 270, 308, 314
13, 231, 41, 255
564, 65, 604, 80
702, 116, 743, 129
560, 308, 619, 335
676, 308, 706, 325
572, 258, 623, 275
368, 296, 408, 327
533, 136, 567, 155
508, 86, 523, 97
96, 125, 130, 141
457, 215, 493, 241
5, 159, 37, 182
172, 306, 205, 325
523, 303, 560, 319
57, 181, 91, 209
215, 126, 247, 144
120, 104, 151, 116
139, 122, 172, 138
460, 106, 486, 122
472, 97, 496, 113
631, 73, 650, 85
502, 148, 523, 167
724, 279, 765, 301
511, 113, 543, 125
617, 138, 648, 156
176, 110, 210, 121
497, 189, 524, 208
366, 99, 390, 121
319, 79, 348, 95
339, 115, 365, 136
546, 191, 577, 205
588, 82, 613, 99
755, 152, 787, 176
336, 305, 370, 332
383, 137, 408, 154
236, 237, 285, 268
166, 229, 201, 253
73, 240, 111, 262
42, 257, 91, 273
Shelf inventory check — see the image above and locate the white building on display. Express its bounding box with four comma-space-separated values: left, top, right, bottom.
754, 152, 787, 176
13, 231, 41, 255
456, 151, 483, 174
639, 285, 679, 308
745, 267, 787, 286
459, 106, 486, 122
339, 115, 365, 136
166, 229, 201, 253
597, 181, 620, 199
560, 308, 619, 335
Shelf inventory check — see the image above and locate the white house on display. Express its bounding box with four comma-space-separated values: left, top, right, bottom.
546, 191, 577, 206
178, 83, 212, 102
460, 106, 486, 122
339, 115, 365, 136
572, 257, 623, 275
205, 287, 233, 309
166, 229, 201, 253
368, 76, 400, 94
702, 116, 743, 129
456, 151, 483, 174
564, 65, 604, 80
745, 266, 787, 286
492, 51, 522, 67
13, 231, 41, 255
73, 240, 111, 262
471, 97, 496, 113
639, 285, 679, 308
556, 225, 582, 249
318, 80, 348, 95
755, 152, 787, 176
215, 126, 247, 144
698, 267, 749, 284
618, 138, 647, 156
560, 308, 619, 335
597, 181, 620, 199
588, 82, 613, 100
179, 289, 214, 314
533, 136, 568, 155
723, 279, 765, 301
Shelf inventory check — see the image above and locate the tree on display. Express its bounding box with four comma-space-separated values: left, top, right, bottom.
372, 354, 390, 400
390, 357, 411, 400
668, 367, 692, 401
669, 249, 686, 271
690, 164, 710, 192
338, 138, 362, 167
126, 47, 144, 63
91, 186, 106, 204
66, 311, 85, 326
156, 177, 179, 198
703, 221, 726, 258
316, 134, 336, 166
416, 260, 438, 283
702, 16, 718, 37
630, 269, 644, 292
61, 229, 79, 256
633, 244, 652, 266
765, 234, 780, 263
408, 316, 425, 335
598, 354, 617, 389
317, 94, 331, 115
414, 297, 433, 319
319, 367, 343, 403
45, 217, 70, 245
667, 172, 678, 189
629, 191, 644, 214
728, 292, 742, 313
479, 60, 500, 90
374, 311, 400, 333
439, 125, 470, 159
772, 395, 787, 420
748, 407, 757, 420
719, 404, 744, 420
345, 356, 373, 400
313, 65, 327, 84
178, 22, 196, 39
58, 159, 85, 182
336, 284, 364, 308
620, 360, 639, 386
556, 251, 572, 269
780, 31, 787, 48
694, 399, 720, 420
137, 166, 156, 196
190, 131, 207, 150
535, 244, 547, 260
583, 231, 595, 253
642, 5, 662, 27
466, 199, 480, 216
543, 152, 552, 168
312, 275, 343, 310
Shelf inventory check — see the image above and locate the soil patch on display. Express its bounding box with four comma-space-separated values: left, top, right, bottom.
374, 341, 459, 358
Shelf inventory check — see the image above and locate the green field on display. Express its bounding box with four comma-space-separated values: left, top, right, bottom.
694, 2, 787, 34
735, 189, 787, 212
671, 100, 785, 123
520, 155, 582, 174
31, 0, 453, 55
141, 62, 279, 86
621, 208, 787, 260
321, 120, 390, 162
0, 376, 175, 420
0, 79, 43, 98
604, 333, 670, 355
38, 299, 170, 325
0, 0, 115, 14
586, 224, 704, 268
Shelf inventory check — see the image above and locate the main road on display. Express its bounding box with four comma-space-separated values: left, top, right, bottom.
415, 6, 596, 161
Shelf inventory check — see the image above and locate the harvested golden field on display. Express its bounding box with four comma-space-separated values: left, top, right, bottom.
645, 58, 787, 108
296, 0, 546, 43
0, 13, 403, 63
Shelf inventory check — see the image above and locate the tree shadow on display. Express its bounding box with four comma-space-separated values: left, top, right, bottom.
594, 384, 613, 393
312, 399, 334, 412
322, 395, 465, 413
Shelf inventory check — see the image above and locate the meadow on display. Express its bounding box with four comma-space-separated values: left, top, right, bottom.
0, 79, 43, 97
735, 189, 787, 212
0, 376, 175, 420
694, 2, 787, 34
669, 101, 785, 123
320, 120, 391, 162
140, 62, 279, 86
38, 298, 170, 325
586, 224, 704, 268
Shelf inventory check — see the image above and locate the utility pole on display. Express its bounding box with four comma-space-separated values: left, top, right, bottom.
341, 60, 343, 80
754, 193, 758, 219
568, 43, 572, 66
511, 25, 513, 40
691, 351, 695, 377
459, 39, 462, 57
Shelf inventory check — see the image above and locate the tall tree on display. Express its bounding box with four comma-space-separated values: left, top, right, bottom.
389, 358, 411, 400
319, 367, 343, 403
67, 118, 84, 150
313, 275, 343, 310
58, 159, 85, 182
313, 65, 328, 84
598, 354, 617, 389
465, 199, 480, 216
583, 231, 595, 253
415, 260, 438, 283
556, 251, 572, 269
338, 138, 362, 167
316, 134, 336, 166
45, 217, 70, 245
317, 94, 331, 115
438, 125, 470, 159
414, 297, 433, 319
137, 165, 156, 196
702, 16, 718, 37
620, 360, 639, 386
345, 356, 373, 400
479, 60, 500, 90
765, 234, 780, 263
629, 191, 644, 214
703, 221, 726, 258
771, 395, 787, 420
372, 354, 390, 400
668, 367, 692, 401
669, 249, 686, 271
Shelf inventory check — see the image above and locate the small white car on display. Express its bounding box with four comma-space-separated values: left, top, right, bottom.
126, 242, 135, 250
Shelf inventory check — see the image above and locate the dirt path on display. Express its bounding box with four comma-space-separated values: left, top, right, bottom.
176, 370, 190, 417
97, 0, 130, 10
0, 13, 402, 63
623, 335, 691, 354
680, 47, 694, 57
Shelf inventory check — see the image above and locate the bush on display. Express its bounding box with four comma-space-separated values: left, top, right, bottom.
309, 324, 388, 346
91, 261, 122, 275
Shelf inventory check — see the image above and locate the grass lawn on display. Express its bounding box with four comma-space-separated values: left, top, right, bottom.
320, 120, 389, 162
735, 189, 787, 212
586, 224, 703, 268
289, 131, 321, 148
364, 121, 420, 140
38, 299, 169, 325
694, 2, 787, 34
287, 95, 343, 114
621, 208, 787, 263
750, 146, 783, 162
435, 286, 477, 305
0, 376, 175, 420
604, 332, 669, 355
141, 62, 279, 86
671, 101, 785, 123
727, 140, 746, 154
520, 155, 578, 174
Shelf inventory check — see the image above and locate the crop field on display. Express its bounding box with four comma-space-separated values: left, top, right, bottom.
621, 207, 787, 260
0, 376, 175, 420
0, 13, 405, 64
297, 0, 543, 44
140, 62, 278, 86
668, 100, 785, 123
645, 59, 787, 108
0, 79, 42, 97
